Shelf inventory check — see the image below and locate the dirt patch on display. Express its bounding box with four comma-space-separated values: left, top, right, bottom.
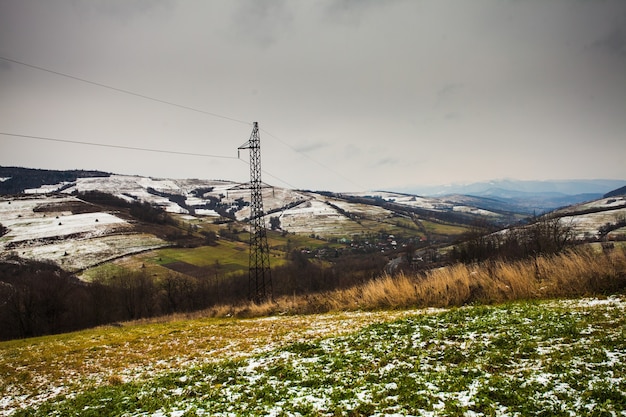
163, 261, 213, 279
33, 200, 98, 214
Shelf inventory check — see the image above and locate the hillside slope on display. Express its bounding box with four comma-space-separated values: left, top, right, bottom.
3, 168, 625, 273
0, 195, 167, 271
2, 296, 624, 416
551, 195, 626, 240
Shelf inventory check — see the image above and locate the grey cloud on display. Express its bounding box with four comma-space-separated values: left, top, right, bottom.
230, 0, 294, 47
592, 27, 626, 56
438, 83, 464, 98
295, 141, 330, 153
0, 60, 11, 72
326, 0, 404, 13
70, 0, 173, 21
375, 157, 399, 167
323, 0, 403, 25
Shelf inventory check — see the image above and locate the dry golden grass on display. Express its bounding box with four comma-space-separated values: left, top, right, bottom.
206, 246, 626, 317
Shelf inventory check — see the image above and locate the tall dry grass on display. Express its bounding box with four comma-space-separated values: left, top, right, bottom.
200, 246, 626, 319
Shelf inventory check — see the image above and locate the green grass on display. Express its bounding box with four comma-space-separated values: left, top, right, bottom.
79, 262, 129, 282
267, 232, 342, 252
421, 219, 470, 236
6, 296, 625, 416
155, 240, 250, 268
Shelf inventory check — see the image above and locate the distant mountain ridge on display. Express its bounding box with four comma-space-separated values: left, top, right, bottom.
2, 166, 625, 216
396, 179, 626, 213
401, 179, 626, 196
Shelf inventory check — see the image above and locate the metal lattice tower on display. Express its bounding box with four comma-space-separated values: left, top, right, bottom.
238, 122, 272, 303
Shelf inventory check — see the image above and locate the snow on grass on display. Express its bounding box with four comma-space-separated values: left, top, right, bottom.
0, 309, 416, 416
194, 209, 219, 217
346, 191, 446, 211
277, 198, 349, 236
559, 207, 626, 239
7, 297, 625, 417
323, 196, 393, 220
0, 196, 76, 218
571, 196, 626, 211
24, 182, 73, 194
19, 234, 168, 271
452, 205, 498, 216
0, 196, 167, 270
1, 196, 126, 245
2, 212, 127, 243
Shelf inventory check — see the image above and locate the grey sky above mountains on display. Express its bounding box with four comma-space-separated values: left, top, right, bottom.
1, 0, 625, 192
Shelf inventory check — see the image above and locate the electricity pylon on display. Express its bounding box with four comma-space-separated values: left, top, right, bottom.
238, 122, 272, 303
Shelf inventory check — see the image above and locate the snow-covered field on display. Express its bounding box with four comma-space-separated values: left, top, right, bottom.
15, 175, 517, 241
347, 191, 503, 217
3, 296, 624, 416
2, 211, 126, 242
279, 198, 352, 236
347, 191, 445, 211
8, 174, 625, 252
563, 196, 626, 212
560, 207, 626, 239
0, 195, 167, 271
17, 234, 167, 271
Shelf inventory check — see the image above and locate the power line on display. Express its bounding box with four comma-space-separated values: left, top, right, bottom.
260, 168, 298, 190
0, 56, 252, 126
235, 151, 298, 190
1, 55, 365, 191
260, 127, 367, 191
2, 131, 300, 189
0, 132, 239, 160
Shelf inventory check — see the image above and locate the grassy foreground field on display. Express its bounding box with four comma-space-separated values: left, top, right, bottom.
2, 295, 625, 416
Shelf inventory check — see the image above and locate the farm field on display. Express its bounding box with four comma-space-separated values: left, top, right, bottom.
78, 229, 331, 281
0, 196, 169, 271
2, 296, 624, 416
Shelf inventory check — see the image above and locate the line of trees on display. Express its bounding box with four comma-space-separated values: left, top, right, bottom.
449, 216, 574, 264
0, 250, 387, 341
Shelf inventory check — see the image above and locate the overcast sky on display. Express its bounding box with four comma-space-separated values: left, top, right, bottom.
1, 0, 625, 192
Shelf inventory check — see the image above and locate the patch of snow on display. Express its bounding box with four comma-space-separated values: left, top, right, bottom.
0, 195, 167, 269
184, 197, 206, 206
559, 207, 626, 239
194, 209, 219, 217
23, 234, 168, 272
24, 182, 74, 194
2, 212, 128, 243
453, 205, 497, 216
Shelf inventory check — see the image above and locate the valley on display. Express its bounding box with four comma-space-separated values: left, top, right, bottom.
1, 168, 625, 416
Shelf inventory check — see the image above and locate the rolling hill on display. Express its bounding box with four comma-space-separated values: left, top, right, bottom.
2, 167, 625, 277
399, 178, 626, 213
0, 168, 521, 273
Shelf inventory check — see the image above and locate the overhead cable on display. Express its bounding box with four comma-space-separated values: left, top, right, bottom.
260, 127, 367, 191
2, 131, 298, 189
0, 132, 239, 159
0, 56, 251, 126
0, 55, 364, 191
